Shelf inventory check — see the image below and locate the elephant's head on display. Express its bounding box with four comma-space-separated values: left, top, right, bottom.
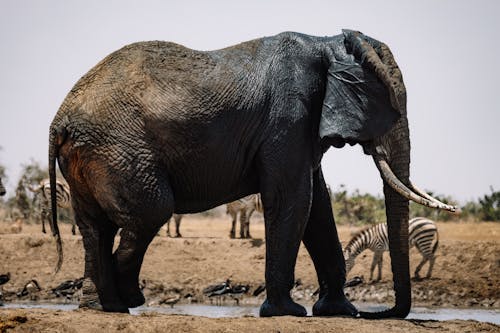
320, 30, 457, 318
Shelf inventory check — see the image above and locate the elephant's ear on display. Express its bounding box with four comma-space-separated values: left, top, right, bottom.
319, 52, 400, 148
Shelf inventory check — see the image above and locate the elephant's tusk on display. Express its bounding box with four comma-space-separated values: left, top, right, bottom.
373, 156, 458, 213
409, 182, 460, 213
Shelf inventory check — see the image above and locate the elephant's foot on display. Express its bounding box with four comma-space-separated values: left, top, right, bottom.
259, 297, 307, 317
118, 283, 145, 308
102, 301, 129, 313
312, 294, 358, 317
79, 277, 129, 313
79, 278, 103, 310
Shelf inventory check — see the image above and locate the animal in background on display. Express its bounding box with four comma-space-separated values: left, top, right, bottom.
344, 217, 439, 281
165, 214, 183, 237
226, 194, 263, 239
29, 178, 76, 235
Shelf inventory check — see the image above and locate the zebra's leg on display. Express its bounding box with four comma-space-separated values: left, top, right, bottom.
302, 168, 358, 317
369, 252, 378, 281
166, 218, 172, 237
229, 212, 237, 238
239, 209, 247, 238
41, 215, 47, 234
376, 252, 383, 281
174, 214, 182, 238
414, 256, 428, 280
71, 221, 76, 235
426, 256, 436, 278
244, 209, 255, 239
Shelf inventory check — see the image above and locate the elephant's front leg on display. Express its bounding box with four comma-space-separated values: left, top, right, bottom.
302, 168, 358, 317
259, 164, 312, 317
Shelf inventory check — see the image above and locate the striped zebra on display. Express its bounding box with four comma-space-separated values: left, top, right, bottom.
29, 178, 76, 235
226, 194, 263, 239
0, 177, 5, 196
343, 217, 439, 281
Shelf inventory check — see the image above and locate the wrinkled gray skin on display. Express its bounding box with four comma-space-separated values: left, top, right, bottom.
0, 177, 5, 196
49, 30, 412, 318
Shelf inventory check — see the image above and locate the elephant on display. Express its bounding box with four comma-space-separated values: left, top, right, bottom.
0, 177, 5, 196
47, 30, 457, 318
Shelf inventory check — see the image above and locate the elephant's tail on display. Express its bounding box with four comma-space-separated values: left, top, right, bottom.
49, 124, 64, 273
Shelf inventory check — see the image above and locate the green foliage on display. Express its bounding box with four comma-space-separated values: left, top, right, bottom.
331, 185, 385, 226
478, 187, 500, 221
330, 185, 500, 224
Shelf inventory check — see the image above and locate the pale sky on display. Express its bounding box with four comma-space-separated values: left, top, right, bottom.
0, 0, 499, 203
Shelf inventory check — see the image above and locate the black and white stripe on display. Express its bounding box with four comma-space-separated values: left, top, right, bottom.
226, 194, 263, 239
344, 217, 439, 280
29, 178, 75, 235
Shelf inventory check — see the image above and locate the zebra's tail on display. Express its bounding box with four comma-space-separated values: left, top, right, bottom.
255, 194, 263, 213
49, 125, 64, 273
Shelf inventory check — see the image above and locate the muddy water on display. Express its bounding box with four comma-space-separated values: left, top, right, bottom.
2, 303, 499, 324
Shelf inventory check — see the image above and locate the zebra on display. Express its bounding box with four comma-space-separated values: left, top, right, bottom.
0, 177, 5, 196
343, 217, 439, 281
165, 213, 183, 237
226, 194, 263, 239
29, 178, 76, 235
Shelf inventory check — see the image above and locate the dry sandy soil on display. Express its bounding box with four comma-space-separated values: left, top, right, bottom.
0, 215, 498, 332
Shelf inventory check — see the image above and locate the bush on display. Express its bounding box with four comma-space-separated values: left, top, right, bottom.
478, 187, 500, 221
331, 185, 385, 226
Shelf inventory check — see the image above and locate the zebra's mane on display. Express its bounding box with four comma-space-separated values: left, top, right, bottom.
345, 224, 378, 250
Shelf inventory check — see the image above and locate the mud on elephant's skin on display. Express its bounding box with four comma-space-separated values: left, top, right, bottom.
48, 30, 457, 318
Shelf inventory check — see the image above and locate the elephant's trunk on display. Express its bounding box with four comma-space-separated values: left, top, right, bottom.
368, 117, 411, 318
360, 117, 412, 319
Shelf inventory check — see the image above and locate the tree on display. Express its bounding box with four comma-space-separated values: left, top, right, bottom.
330, 185, 385, 226
14, 160, 49, 220
478, 187, 500, 221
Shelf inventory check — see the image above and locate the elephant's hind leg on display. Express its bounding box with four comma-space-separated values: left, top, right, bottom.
110, 177, 174, 308
72, 200, 125, 312
113, 226, 164, 307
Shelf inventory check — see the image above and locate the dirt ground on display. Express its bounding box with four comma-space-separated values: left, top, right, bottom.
0, 215, 498, 332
